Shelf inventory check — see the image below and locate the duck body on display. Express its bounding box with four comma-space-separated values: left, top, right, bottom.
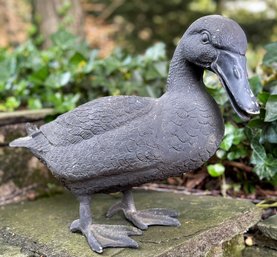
10, 15, 259, 253
28, 80, 223, 195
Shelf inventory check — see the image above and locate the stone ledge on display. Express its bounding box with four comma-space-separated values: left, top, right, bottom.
0, 190, 262, 257
0, 109, 54, 126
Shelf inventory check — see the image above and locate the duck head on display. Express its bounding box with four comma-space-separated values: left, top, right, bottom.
181, 15, 259, 120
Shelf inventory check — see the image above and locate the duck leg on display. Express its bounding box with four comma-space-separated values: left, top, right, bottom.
106, 190, 181, 230
70, 195, 142, 253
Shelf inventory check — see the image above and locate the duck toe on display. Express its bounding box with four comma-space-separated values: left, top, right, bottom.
70, 221, 142, 252
125, 209, 181, 230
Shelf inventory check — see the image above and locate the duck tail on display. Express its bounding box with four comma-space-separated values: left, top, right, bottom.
9, 135, 34, 148
9, 123, 49, 153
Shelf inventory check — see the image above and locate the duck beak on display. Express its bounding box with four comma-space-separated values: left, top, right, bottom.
211, 50, 260, 120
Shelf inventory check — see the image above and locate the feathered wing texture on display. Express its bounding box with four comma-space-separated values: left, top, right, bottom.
40, 96, 155, 146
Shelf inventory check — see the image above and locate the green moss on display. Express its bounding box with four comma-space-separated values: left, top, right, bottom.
223, 235, 245, 257
0, 239, 27, 257
206, 235, 245, 257
242, 246, 277, 257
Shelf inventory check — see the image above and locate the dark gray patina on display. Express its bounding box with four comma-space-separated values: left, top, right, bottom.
10, 15, 259, 253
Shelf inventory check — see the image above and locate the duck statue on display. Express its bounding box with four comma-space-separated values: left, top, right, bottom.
10, 15, 260, 253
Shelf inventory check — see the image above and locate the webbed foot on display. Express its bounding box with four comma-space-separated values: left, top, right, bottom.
106, 191, 181, 230
124, 208, 180, 230
70, 219, 142, 253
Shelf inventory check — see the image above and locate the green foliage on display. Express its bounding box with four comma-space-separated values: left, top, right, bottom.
217, 123, 248, 161
0, 29, 167, 112
207, 163, 225, 177
263, 42, 277, 67
247, 42, 277, 185
250, 134, 277, 183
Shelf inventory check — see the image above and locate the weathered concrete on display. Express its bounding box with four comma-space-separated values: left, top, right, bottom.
0, 190, 261, 257
258, 214, 277, 240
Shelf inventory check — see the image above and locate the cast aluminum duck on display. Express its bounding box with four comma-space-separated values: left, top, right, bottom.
10, 15, 259, 253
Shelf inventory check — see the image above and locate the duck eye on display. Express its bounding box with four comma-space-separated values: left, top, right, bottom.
201, 32, 210, 44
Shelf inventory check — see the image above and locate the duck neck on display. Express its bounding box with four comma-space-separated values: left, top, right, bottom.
166, 44, 204, 94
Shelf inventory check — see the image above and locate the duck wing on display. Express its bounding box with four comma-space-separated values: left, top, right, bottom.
40, 96, 155, 146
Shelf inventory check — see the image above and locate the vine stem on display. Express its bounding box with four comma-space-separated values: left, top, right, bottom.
223, 161, 253, 172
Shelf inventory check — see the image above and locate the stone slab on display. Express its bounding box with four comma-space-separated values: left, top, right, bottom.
0, 190, 262, 257
258, 214, 277, 240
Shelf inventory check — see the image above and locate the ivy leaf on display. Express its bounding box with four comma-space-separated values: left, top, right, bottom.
145, 65, 159, 80
69, 52, 87, 67
250, 136, 277, 181
206, 86, 228, 106
249, 76, 263, 95
5, 96, 20, 111
227, 148, 247, 161
216, 149, 226, 159
153, 61, 167, 77
104, 58, 121, 75
59, 72, 71, 86
253, 159, 277, 181
59, 94, 80, 112
207, 164, 225, 177
220, 134, 234, 151
233, 128, 246, 145
261, 122, 277, 144
144, 43, 166, 61
146, 85, 157, 98
28, 98, 42, 110
265, 95, 277, 122
45, 72, 71, 88
51, 29, 77, 49
250, 136, 266, 165
0, 59, 14, 81
258, 92, 270, 105
247, 118, 265, 129
29, 66, 49, 84
219, 123, 239, 151
84, 50, 99, 73
263, 42, 277, 68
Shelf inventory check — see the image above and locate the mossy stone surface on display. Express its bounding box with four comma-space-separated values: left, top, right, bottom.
0, 190, 261, 257
258, 214, 277, 240
0, 239, 27, 257
242, 246, 277, 257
